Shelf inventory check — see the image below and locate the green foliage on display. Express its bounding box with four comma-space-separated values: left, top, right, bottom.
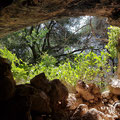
0, 46, 29, 83
40, 53, 57, 67
0, 46, 111, 87
28, 51, 111, 86
105, 26, 120, 58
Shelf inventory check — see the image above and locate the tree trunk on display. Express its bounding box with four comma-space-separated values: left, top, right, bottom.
30, 45, 38, 63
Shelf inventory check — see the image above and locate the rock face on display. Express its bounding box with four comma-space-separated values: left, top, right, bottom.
31, 90, 51, 114
81, 108, 103, 120
0, 0, 120, 38
49, 79, 68, 111
76, 80, 94, 101
108, 78, 120, 95
71, 104, 88, 120
30, 72, 51, 93
0, 57, 16, 101
76, 81, 101, 102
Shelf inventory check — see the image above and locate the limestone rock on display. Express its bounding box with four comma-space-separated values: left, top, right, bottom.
0, 57, 16, 101
81, 108, 103, 120
88, 83, 100, 95
101, 91, 113, 99
76, 80, 94, 101
30, 72, 51, 93
108, 78, 120, 95
71, 104, 88, 120
67, 93, 83, 110
0, 0, 120, 38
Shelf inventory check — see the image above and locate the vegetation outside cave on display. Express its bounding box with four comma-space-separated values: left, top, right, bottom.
0, 16, 120, 90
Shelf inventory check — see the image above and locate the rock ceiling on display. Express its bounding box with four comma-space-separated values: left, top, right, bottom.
0, 0, 120, 38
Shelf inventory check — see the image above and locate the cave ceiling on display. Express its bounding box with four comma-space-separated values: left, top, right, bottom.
0, 0, 120, 38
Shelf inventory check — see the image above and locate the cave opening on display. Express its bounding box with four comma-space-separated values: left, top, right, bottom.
0, 0, 120, 119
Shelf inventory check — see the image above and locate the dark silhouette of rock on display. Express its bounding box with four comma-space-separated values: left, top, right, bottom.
30, 72, 51, 93
81, 108, 102, 120
0, 57, 16, 101
71, 104, 88, 120
0, 95, 32, 120
49, 79, 68, 111
15, 84, 37, 96
15, 83, 52, 115
31, 90, 51, 114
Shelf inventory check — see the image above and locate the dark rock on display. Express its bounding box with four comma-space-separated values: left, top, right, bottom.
15, 84, 37, 96
81, 108, 102, 120
31, 90, 51, 114
71, 104, 88, 120
30, 72, 51, 93
0, 95, 32, 120
49, 79, 68, 111
0, 57, 16, 101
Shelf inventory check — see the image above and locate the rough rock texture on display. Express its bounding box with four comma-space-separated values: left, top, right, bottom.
0, 0, 120, 38
81, 108, 103, 120
76, 81, 96, 101
71, 104, 88, 120
49, 79, 68, 111
31, 90, 51, 114
0, 57, 16, 101
30, 72, 51, 93
108, 78, 120, 95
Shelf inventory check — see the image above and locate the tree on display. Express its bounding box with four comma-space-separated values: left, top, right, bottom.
0, 16, 109, 64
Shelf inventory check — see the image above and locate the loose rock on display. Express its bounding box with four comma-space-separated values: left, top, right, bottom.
30, 72, 51, 93
0, 57, 16, 101
49, 79, 68, 111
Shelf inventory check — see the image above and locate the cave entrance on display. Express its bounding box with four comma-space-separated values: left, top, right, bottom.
0, 16, 120, 120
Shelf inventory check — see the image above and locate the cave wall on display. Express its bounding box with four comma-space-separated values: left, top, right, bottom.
0, 0, 120, 38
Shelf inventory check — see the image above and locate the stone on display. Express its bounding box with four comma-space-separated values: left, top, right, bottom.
30, 72, 51, 93
0, 57, 16, 101
76, 80, 94, 101
0, 95, 32, 120
49, 79, 68, 111
81, 108, 103, 120
31, 90, 51, 114
15, 84, 37, 96
88, 83, 100, 95
108, 78, 120, 95
101, 91, 113, 99
0, 0, 120, 38
71, 104, 88, 120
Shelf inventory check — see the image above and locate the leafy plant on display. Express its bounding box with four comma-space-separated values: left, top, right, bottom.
105, 26, 120, 58
0, 46, 29, 83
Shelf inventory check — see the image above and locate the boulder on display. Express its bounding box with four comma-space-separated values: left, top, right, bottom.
88, 83, 100, 95
31, 90, 51, 114
81, 108, 103, 120
49, 79, 68, 111
0, 95, 32, 120
101, 91, 113, 99
30, 72, 51, 93
71, 104, 88, 120
15, 84, 37, 96
76, 80, 94, 101
0, 57, 16, 101
108, 78, 120, 95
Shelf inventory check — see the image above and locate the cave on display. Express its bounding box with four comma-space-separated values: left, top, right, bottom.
0, 0, 120, 120
0, 0, 120, 38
